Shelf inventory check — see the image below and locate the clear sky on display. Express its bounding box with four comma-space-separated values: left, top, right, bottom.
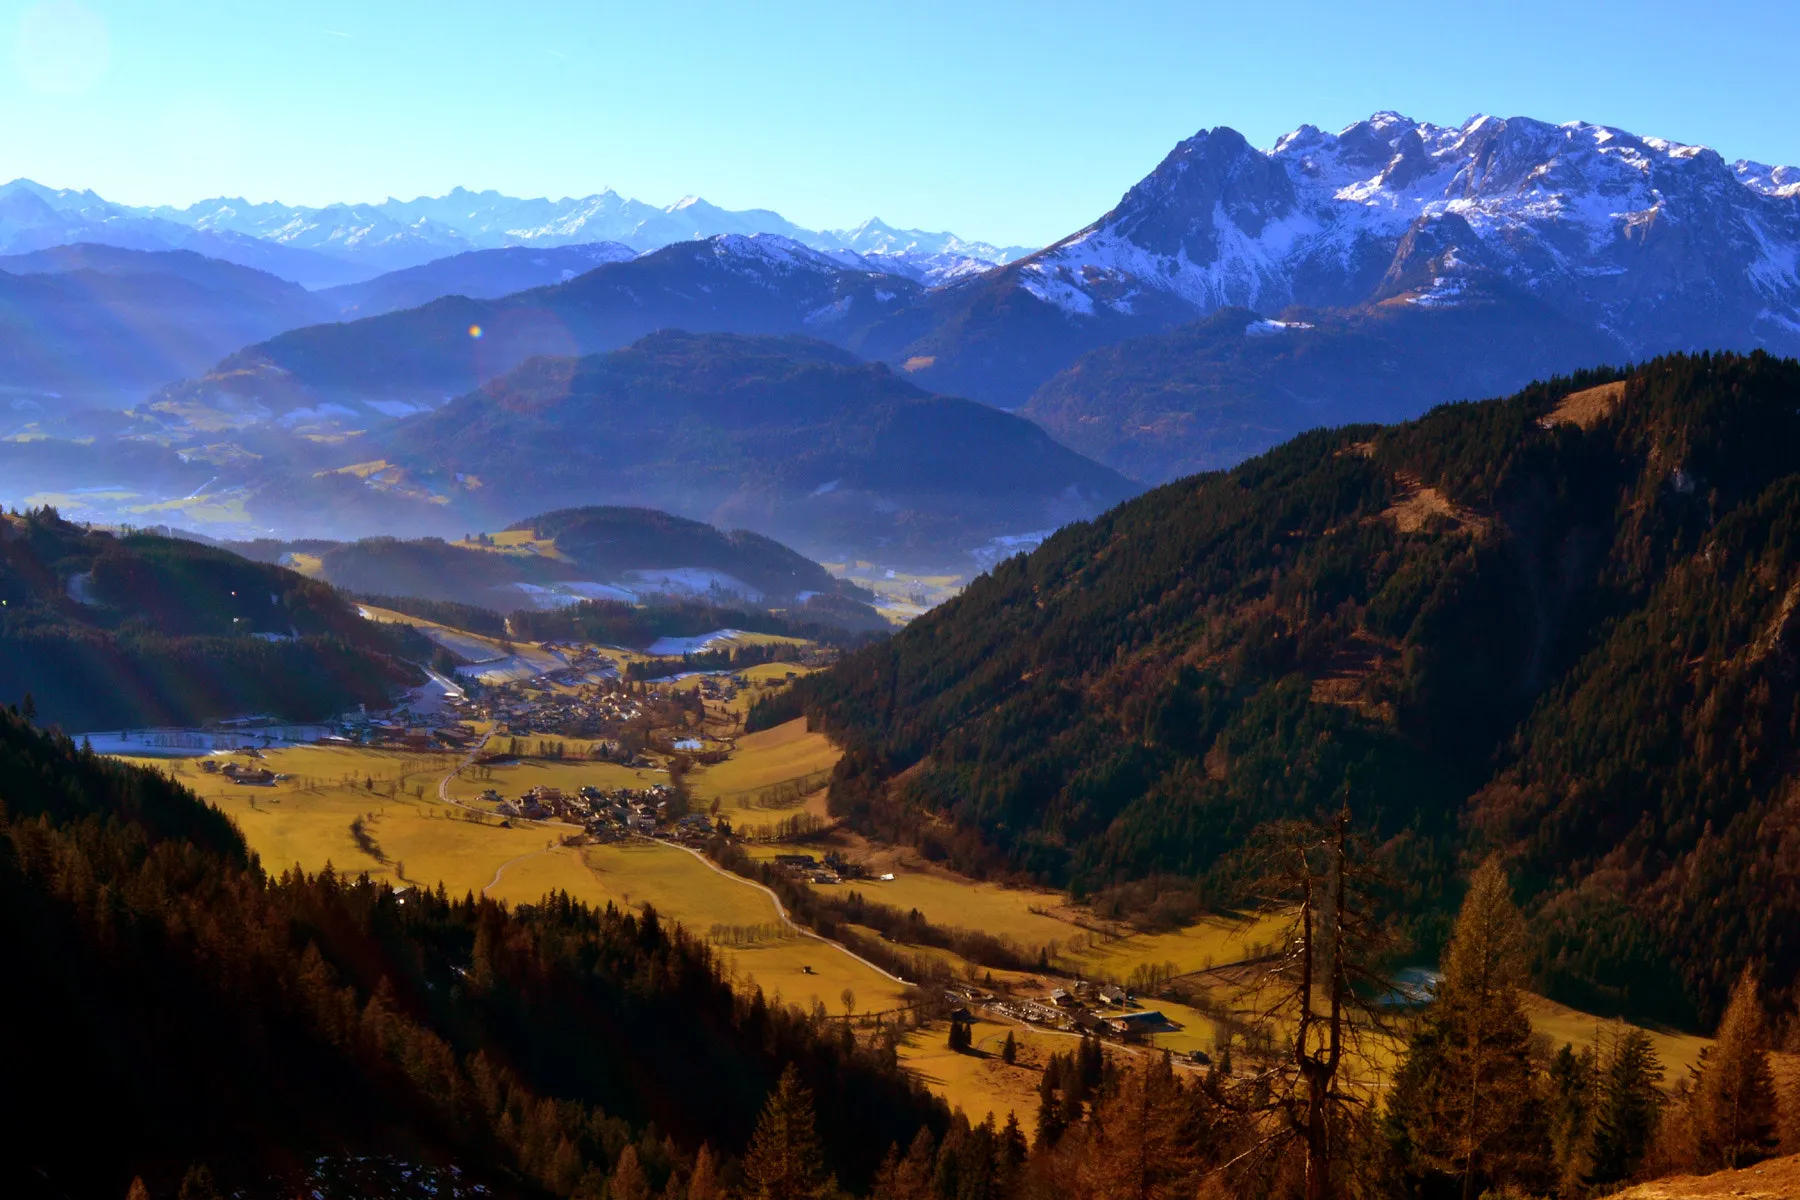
2, 0, 1795, 248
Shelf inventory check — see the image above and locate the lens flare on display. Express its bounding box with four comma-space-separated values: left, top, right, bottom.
468, 324, 483, 339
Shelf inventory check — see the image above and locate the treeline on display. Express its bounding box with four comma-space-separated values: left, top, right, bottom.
706, 838, 1035, 978
627, 641, 790, 682
0, 705, 942, 1198
0, 509, 423, 729
905, 855, 1800, 1200
799, 352, 1800, 1026
745, 685, 806, 733
510, 596, 881, 651
359, 592, 511, 638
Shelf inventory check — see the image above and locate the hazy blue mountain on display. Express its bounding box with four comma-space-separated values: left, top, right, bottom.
318, 241, 639, 317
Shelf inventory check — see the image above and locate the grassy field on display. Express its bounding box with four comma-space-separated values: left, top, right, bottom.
838, 872, 1071, 953
897, 1019, 1064, 1133
1523, 993, 1713, 1082
127, 747, 561, 895
687, 718, 841, 840
689, 718, 840, 800
488, 839, 910, 1016
1059, 909, 1294, 981
448, 757, 665, 805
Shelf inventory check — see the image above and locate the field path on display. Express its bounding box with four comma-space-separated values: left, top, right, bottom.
483, 845, 556, 897
659, 840, 908, 987
438, 729, 492, 808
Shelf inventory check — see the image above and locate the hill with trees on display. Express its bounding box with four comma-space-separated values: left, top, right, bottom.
0, 509, 422, 730
797, 352, 1800, 1029
371, 331, 1133, 565
0, 703, 942, 1198
1021, 297, 1618, 484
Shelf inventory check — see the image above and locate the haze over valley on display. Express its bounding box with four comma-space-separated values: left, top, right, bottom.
7, 4, 1800, 1195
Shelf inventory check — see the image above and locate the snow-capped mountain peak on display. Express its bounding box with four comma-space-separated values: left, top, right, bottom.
1002, 111, 1800, 356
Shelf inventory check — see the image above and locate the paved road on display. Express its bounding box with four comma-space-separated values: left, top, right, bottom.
659, 838, 909, 987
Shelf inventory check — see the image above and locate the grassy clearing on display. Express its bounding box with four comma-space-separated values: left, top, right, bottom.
840, 872, 1070, 954
1523, 993, 1712, 1082
689, 717, 840, 803
448, 758, 664, 804
897, 1019, 1063, 1133
1059, 909, 1294, 981
487, 839, 909, 1017
128, 747, 558, 895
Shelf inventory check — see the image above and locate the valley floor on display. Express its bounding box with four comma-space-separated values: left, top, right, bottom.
113, 620, 1739, 1133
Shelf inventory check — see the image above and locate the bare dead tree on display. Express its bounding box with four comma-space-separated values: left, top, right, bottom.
1211, 804, 1397, 1200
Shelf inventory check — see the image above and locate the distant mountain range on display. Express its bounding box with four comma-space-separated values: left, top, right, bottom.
128, 113, 1800, 478
879, 111, 1800, 439
0, 244, 334, 405
0, 177, 1030, 285
6, 111, 1800, 562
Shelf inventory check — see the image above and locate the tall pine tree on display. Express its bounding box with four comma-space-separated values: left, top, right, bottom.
1590, 1028, 1664, 1184
1388, 857, 1551, 1200
740, 1065, 835, 1200
1692, 966, 1778, 1171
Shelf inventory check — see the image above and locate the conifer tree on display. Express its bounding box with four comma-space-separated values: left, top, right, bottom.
870, 1127, 934, 1200
1074, 1057, 1202, 1200
1590, 1028, 1664, 1184
684, 1145, 725, 1200
176, 1165, 219, 1200
1693, 966, 1778, 1170
1547, 1042, 1598, 1190
1389, 857, 1550, 1200
607, 1145, 651, 1200
1035, 1056, 1070, 1149
126, 1179, 151, 1200
997, 1111, 1028, 1188
1001, 1030, 1017, 1064
740, 1064, 834, 1200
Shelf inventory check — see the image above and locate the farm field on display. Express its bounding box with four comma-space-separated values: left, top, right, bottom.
488, 839, 909, 1016
448, 757, 665, 804
1522, 993, 1713, 1083
126, 747, 560, 894
688, 716, 839, 805
833, 871, 1071, 955
1059, 909, 1293, 981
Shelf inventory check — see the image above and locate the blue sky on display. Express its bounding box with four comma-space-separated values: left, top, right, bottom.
3, 0, 1796, 248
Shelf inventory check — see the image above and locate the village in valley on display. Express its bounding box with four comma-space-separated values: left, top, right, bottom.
101, 604, 1719, 1139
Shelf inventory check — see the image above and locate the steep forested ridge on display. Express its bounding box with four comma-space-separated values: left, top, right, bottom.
802, 352, 1800, 1027
0, 709, 941, 1197
0, 511, 422, 729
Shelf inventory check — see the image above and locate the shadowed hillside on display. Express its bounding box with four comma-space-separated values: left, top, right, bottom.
800, 352, 1800, 1029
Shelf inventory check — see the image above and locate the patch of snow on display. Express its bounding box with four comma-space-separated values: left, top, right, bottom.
646, 628, 746, 656
623, 567, 764, 603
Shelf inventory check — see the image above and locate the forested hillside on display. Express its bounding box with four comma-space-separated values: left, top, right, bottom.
376, 331, 1132, 563
0, 510, 421, 729
801, 352, 1800, 1028
0, 706, 942, 1197
1022, 298, 1617, 483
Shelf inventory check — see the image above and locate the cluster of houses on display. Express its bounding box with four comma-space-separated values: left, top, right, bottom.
982, 978, 1182, 1044
474, 680, 645, 739
202, 756, 285, 786
478, 782, 722, 846
768, 851, 864, 885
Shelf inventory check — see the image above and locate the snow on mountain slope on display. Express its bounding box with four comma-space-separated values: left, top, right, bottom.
1004, 112, 1800, 356
143, 186, 1027, 278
